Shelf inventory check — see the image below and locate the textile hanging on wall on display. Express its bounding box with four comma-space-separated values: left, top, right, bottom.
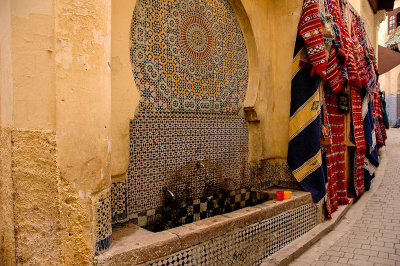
288, 33, 327, 203
290, 0, 384, 203
351, 88, 365, 196
324, 86, 349, 208
373, 83, 387, 147
298, 0, 327, 78
362, 90, 379, 191
326, 46, 342, 93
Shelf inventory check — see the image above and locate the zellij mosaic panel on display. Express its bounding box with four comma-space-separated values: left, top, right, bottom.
130, 0, 249, 115
111, 0, 250, 224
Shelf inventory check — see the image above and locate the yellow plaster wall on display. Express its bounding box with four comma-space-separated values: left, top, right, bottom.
0, 0, 14, 127
54, 0, 112, 263
111, 0, 139, 176
380, 64, 400, 95
11, 0, 56, 130
241, 0, 303, 160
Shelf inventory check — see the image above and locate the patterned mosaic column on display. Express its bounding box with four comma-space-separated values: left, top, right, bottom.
94, 190, 112, 252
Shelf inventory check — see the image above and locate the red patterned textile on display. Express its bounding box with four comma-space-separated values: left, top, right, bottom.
380, 122, 387, 145
346, 42, 361, 87
298, 0, 327, 77
351, 88, 366, 196
351, 14, 368, 88
325, 88, 349, 207
327, 46, 342, 92
351, 89, 366, 150
326, 0, 350, 62
325, 152, 338, 217
372, 84, 386, 147
353, 149, 365, 196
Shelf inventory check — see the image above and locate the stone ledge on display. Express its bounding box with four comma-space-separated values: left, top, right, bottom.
95, 188, 314, 265
260, 201, 353, 266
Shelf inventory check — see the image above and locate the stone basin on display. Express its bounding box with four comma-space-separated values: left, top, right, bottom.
95, 188, 316, 265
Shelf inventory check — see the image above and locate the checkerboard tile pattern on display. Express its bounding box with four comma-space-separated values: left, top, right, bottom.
146, 204, 317, 265
127, 188, 261, 228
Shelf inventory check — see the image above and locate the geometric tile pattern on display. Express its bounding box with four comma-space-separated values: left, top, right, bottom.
124, 115, 251, 220
127, 188, 267, 229
130, 0, 249, 115
95, 190, 112, 252
111, 181, 128, 223
111, 119, 301, 224
146, 203, 317, 265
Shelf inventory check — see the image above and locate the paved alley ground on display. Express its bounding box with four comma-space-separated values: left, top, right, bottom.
291, 128, 400, 266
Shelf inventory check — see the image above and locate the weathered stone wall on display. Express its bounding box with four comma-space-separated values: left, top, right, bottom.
0, 127, 15, 265
11, 129, 62, 264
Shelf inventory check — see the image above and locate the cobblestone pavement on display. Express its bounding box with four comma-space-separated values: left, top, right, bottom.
291, 129, 400, 266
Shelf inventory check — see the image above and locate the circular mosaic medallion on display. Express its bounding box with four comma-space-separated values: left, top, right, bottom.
180, 12, 213, 62
130, 0, 249, 114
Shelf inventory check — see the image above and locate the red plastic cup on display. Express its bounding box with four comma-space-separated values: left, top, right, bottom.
276, 191, 284, 201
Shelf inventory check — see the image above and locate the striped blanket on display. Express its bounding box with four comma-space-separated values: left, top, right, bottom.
362, 89, 379, 191
288, 33, 327, 203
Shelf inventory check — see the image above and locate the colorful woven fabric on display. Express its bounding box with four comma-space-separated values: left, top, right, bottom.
326, 46, 342, 92
325, 151, 338, 217
288, 34, 326, 203
361, 89, 379, 191
373, 84, 387, 147
346, 42, 361, 88
380, 90, 389, 129
298, 0, 327, 77
365, 62, 378, 95
351, 14, 368, 88
351, 88, 365, 196
353, 149, 365, 196
325, 0, 349, 62
351, 88, 366, 150
324, 87, 349, 207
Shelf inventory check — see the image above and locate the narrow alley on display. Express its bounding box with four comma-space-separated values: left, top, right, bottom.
292, 129, 400, 266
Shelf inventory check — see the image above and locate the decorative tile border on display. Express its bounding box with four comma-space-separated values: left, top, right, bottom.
95, 190, 112, 252
145, 203, 317, 265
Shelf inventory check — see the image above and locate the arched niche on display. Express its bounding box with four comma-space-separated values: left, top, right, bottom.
110, 0, 261, 226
